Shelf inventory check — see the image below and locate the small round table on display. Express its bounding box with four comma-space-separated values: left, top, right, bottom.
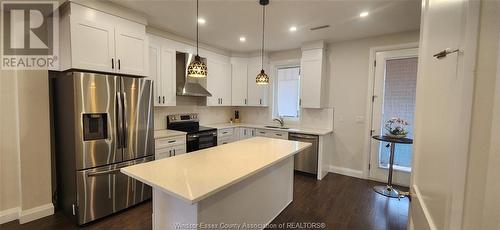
371, 135, 413, 198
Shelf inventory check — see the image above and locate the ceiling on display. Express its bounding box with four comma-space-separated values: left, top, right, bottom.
110, 0, 421, 53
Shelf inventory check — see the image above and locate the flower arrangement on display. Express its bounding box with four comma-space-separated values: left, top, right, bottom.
384, 117, 409, 138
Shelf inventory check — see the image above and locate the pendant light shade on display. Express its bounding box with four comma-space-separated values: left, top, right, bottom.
256, 69, 269, 84
256, 0, 269, 85
188, 0, 207, 78
187, 55, 207, 78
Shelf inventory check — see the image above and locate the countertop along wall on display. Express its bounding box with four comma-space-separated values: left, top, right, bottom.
239, 31, 419, 177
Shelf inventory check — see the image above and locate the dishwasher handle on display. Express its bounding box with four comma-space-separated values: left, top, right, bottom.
289, 133, 318, 140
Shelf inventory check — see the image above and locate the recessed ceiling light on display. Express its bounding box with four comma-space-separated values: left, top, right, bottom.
360, 11, 369, 18
197, 18, 206, 24
289, 26, 297, 32
239, 36, 246, 42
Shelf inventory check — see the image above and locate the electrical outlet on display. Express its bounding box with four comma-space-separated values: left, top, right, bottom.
355, 116, 364, 124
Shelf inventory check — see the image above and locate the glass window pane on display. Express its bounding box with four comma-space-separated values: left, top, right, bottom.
276, 67, 300, 118
379, 57, 418, 170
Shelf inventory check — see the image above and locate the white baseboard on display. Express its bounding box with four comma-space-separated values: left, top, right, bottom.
19, 203, 54, 224
0, 207, 20, 224
328, 165, 364, 179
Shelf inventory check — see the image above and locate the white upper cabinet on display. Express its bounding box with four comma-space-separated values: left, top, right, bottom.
230, 58, 248, 106
148, 35, 176, 106
206, 55, 231, 106
61, 3, 147, 76
70, 18, 115, 73
300, 44, 328, 108
115, 27, 148, 76
247, 57, 269, 107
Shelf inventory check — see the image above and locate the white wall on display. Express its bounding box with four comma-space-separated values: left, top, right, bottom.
328, 30, 420, 173
0, 72, 21, 220
0, 70, 53, 224
462, 0, 500, 228
154, 97, 234, 129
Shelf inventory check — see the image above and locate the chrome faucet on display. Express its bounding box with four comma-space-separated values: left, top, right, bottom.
273, 117, 285, 127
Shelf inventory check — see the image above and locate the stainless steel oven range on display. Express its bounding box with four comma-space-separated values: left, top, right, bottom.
166, 114, 217, 152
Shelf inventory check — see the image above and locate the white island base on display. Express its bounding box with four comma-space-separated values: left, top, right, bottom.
153, 157, 293, 230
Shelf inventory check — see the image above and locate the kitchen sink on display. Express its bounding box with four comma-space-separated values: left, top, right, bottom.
264, 125, 290, 130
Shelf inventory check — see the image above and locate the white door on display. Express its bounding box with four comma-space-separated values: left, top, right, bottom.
160, 47, 176, 106
300, 49, 323, 109
115, 28, 147, 76
220, 62, 232, 106
71, 19, 115, 73
369, 48, 418, 187
409, 0, 479, 229
247, 58, 269, 106
206, 59, 222, 106
148, 44, 162, 106
231, 61, 248, 106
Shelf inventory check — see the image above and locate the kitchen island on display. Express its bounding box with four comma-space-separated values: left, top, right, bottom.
121, 137, 311, 230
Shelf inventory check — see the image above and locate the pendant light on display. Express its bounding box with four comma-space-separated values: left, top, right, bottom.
256, 0, 270, 85
187, 0, 207, 78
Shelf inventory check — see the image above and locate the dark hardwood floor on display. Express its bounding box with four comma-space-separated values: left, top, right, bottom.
0, 173, 408, 230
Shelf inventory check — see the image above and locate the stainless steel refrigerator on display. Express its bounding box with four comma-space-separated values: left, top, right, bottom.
51, 71, 154, 225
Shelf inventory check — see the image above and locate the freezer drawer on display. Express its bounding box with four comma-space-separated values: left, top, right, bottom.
289, 133, 319, 174
75, 157, 153, 225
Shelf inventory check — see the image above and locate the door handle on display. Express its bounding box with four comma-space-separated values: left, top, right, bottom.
118, 59, 121, 70
299, 99, 302, 106
87, 168, 121, 177
169, 150, 172, 157
158, 96, 161, 104
260, 99, 262, 105
173, 149, 176, 156
163, 96, 165, 104
112, 58, 115, 69
122, 92, 128, 148
116, 92, 124, 148
245, 98, 247, 105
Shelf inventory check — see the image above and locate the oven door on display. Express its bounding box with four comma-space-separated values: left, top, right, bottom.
187, 131, 217, 152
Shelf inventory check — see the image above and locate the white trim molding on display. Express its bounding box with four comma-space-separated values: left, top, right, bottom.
362, 42, 419, 179
328, 165, 364, 179
19, 203, 54, 224
0, 207, 20, 224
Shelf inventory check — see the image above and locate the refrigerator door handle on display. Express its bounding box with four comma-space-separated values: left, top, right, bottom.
116, 92, 124, 148
122, 92, 128, 148
87, 168, 121, 177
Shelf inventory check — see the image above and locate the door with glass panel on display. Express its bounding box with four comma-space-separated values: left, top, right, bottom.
369, 48, 418, 186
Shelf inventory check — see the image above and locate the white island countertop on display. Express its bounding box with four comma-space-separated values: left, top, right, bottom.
205, 123, 333, 136
121, 137, 311, 204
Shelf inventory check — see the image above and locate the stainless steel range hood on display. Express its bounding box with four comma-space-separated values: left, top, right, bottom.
176, 52, 212, 97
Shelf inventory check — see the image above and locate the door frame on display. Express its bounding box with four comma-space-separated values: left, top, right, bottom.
362, 42, 419, 181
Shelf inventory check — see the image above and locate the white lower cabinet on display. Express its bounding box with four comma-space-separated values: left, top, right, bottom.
155, 135, 186, 160
239, 128, 256, 140
217, 128, 236, 145
255, 129, 288, 140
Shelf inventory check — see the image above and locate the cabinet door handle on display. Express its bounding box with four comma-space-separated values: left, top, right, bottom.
168, 150, 172, 157
244, 99, 247, 105
112, 58, 114, 69
244, 129, 247, 135
167, 140, 176, 143
163, 96, 165, 104
118, 59, 121, 70
173, 149, 176, 156
158, 96, 161, 104
299, 99, 302, 106
260, 99, 262, 105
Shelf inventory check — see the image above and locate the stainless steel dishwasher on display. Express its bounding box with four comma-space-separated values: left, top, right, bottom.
288, 133, 319, 174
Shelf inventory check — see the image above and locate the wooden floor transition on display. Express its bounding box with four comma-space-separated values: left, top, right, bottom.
0, 173, 409, 230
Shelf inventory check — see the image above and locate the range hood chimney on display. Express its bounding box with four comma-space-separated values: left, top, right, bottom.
176, 52, 212, 97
